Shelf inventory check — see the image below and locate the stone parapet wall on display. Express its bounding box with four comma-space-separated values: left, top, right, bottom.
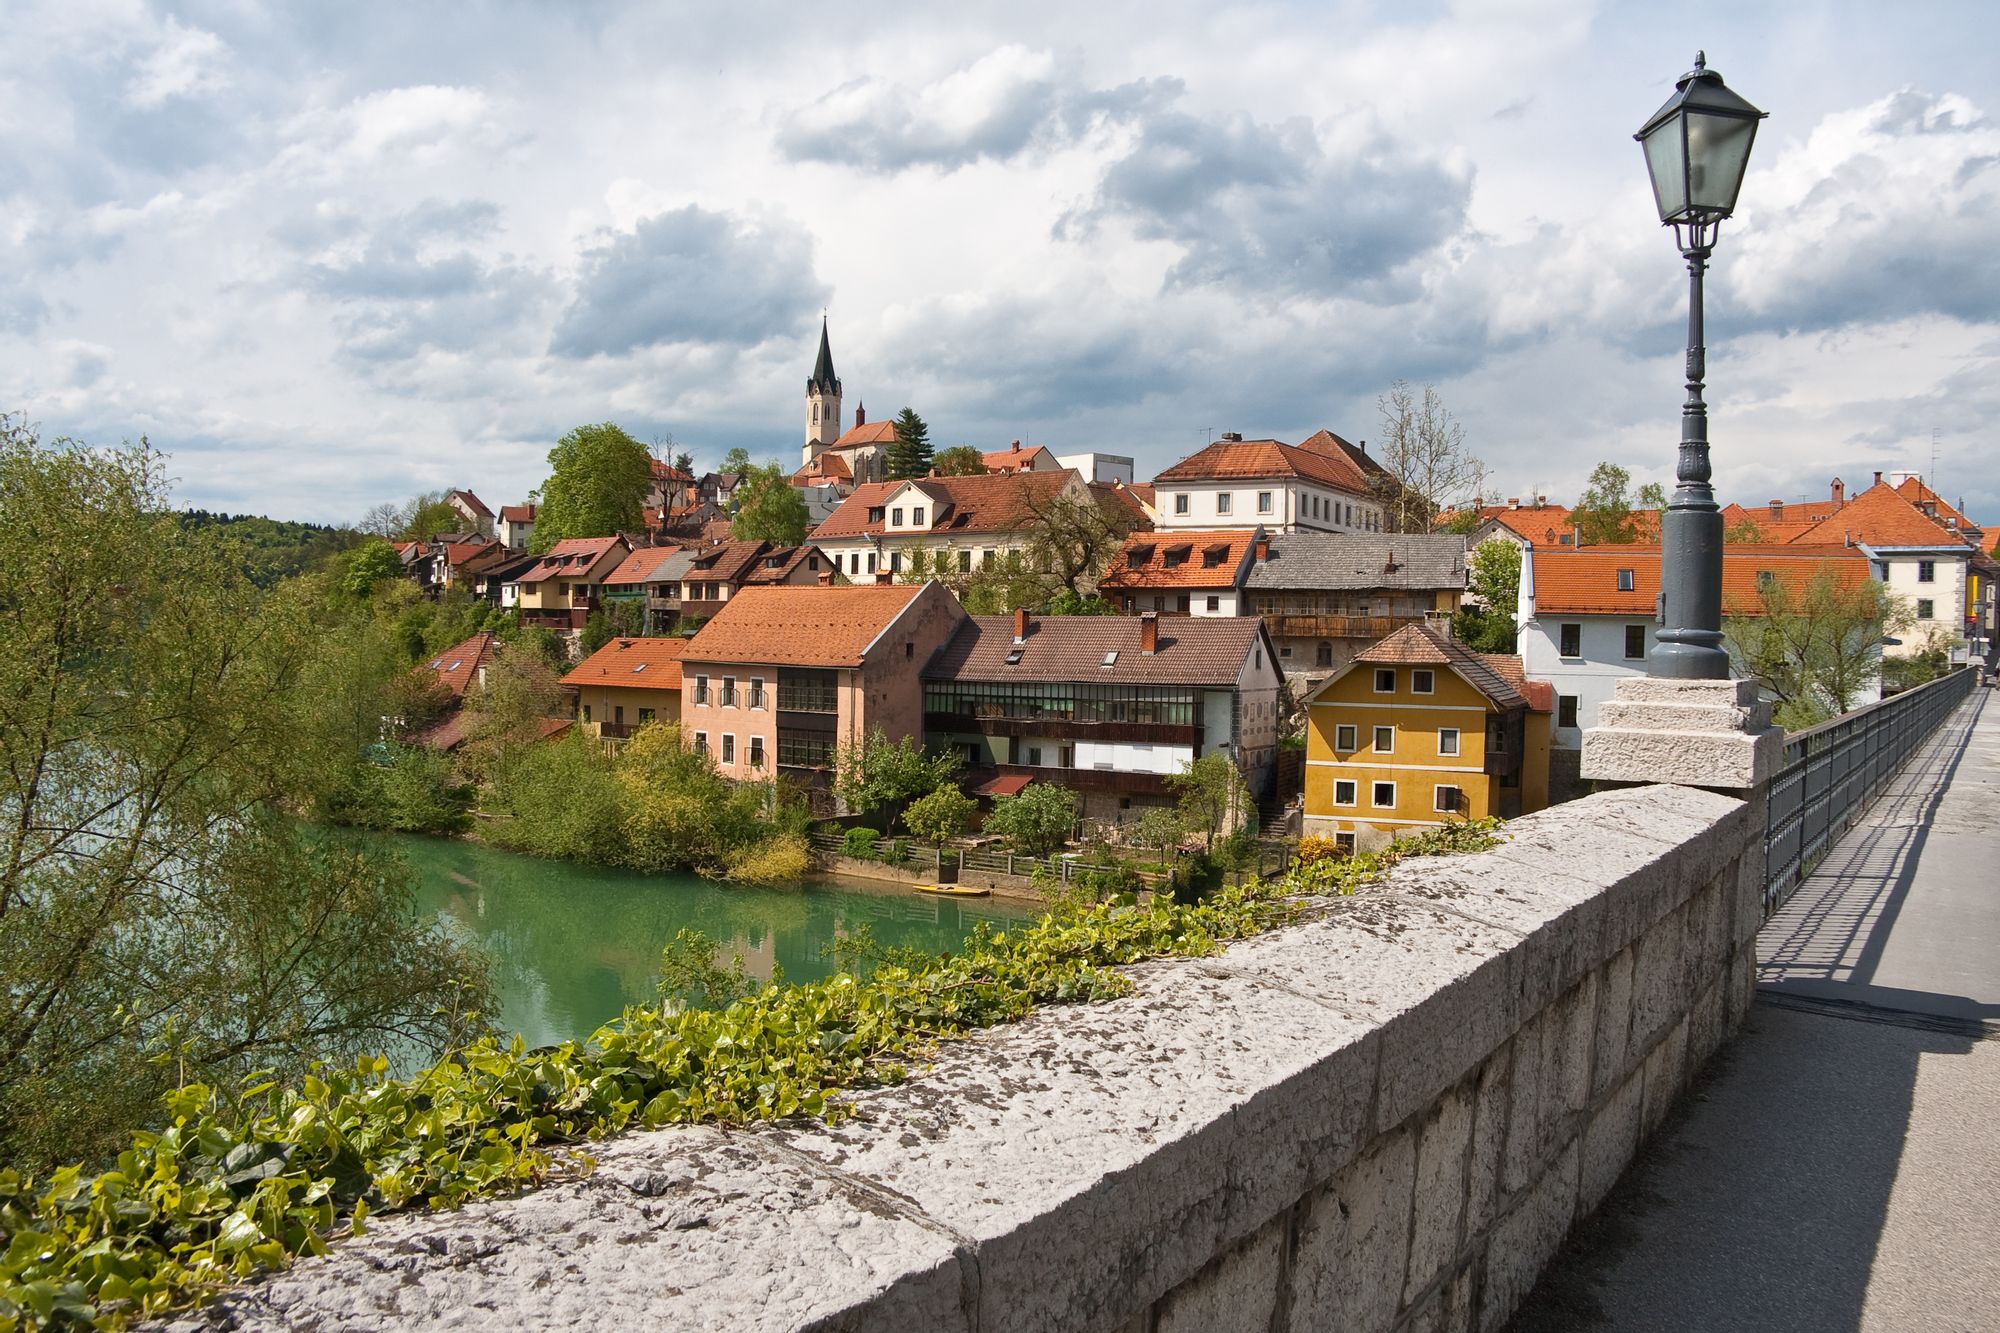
175, 786, 1759, 1333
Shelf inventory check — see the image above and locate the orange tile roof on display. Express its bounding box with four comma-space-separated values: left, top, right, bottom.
562, 636, 687, 691
793, 452, 852, 483
1153, 438, 1375, 495
681, 583, 937, 668
1793, 483, 1962, 549
1531, 544, 1873, 616
832, 419, 898, 448
1893, 477, 1985, 539
981, 443, 1057, 472
1099, 530, 1261, 590
517, 536, 628, 585
604, 545, 685, 585
810, 471, 1075, 541
425, 632, 498, 699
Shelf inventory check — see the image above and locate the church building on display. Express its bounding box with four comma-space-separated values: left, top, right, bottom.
798, 319, 895, 487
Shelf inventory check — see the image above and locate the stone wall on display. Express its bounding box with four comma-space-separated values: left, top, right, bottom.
175, 785, 1759, 1333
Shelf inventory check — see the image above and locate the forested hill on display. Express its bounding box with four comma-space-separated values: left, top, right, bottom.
178, 508, 364, 585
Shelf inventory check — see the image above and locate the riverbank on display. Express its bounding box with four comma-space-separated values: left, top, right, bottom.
814, 851, 1052, 904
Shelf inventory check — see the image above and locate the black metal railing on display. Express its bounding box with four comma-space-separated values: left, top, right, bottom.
1763, 666, 1976, 915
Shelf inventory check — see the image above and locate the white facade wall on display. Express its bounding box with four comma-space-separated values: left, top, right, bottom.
1875, 550, 1970, 659
1520, 615, 1656, 749
1120, 588, 1242, 616
1072, 741, 1195, 774
1056, 453, 1135, 485
1154, 482, 1381, 534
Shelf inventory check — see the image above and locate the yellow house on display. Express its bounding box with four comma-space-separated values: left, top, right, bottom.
561, 636, 686, 742
1303, 623, 1551, 853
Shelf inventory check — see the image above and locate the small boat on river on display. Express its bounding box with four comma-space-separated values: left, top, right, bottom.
913, 883, 991, 898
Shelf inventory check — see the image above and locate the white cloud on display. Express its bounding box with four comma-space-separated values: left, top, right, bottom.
127, 17, 231, 108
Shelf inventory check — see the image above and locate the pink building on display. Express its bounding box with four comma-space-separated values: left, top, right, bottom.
678, 582, 967, 785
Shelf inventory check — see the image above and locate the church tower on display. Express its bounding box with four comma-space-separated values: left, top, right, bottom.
804, 317, 843, 465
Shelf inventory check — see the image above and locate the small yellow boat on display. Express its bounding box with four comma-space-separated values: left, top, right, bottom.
913, 883, 990, 898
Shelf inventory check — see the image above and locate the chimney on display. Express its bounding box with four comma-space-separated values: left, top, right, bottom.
1507, 497, 1520, 509
1220, 431, 1243, 442
1769, 499, 1785, 521
1358, 439, 1367, 454
1873, 470, 1883, 486
875, 570, 893, 585
1536, 494, 1547, 506
1831, 477, 1845, 505
1254, 536, 1270, 562
855, 403, 866, 427
1012, 606, 1030, 643
1139, 610, 1159, 655
816, 571, 833, 586
1011, 440, 1022, 453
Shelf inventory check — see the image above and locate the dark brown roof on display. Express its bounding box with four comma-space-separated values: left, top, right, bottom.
925, 615, 1270, 687
1349, 623, 1527, 710
424, 632, 498, 699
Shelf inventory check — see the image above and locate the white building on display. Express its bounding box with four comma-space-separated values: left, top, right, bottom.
1150, 431, 1389, 534
1056, 452, 1136, 486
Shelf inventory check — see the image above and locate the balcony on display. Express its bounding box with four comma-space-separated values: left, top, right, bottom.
519, 607, 586, 630
926, 713, 1199, 746
1261, 613, 1409, 640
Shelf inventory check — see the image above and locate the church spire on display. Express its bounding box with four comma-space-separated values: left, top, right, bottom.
809, 315, 840, 395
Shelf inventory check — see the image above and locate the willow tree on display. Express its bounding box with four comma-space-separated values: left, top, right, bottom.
0, 418, 488, 1171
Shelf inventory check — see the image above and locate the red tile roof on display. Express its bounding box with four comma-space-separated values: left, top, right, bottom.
604, 545, 685, 586
1893, 477, 1985, 540
1099, 530, 1261, 590
681, 583, 939, 667
810, 471, 1076, 541
793, 452, 853, 484
441, 538, 501, 569
1531, 544, 1873, 616
425, 632, 499, 699
517, 536, 628, 585
1153, 438, 1376, 495
981, 443, 1057, 472
499, 503, 536, 523
562, 636, 687, 691
832, 419, 899, 448
1793, 483, 1963, 549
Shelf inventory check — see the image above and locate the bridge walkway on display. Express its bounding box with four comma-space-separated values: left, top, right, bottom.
1511, 688, 2000, 1332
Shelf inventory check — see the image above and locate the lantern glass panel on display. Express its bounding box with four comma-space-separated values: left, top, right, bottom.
1686, 113, 1757, 215
1641, 119, 1687, 222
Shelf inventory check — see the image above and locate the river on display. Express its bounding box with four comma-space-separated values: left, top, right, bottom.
393, 835, 1038, 1048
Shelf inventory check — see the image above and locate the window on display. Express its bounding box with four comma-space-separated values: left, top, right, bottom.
1756, 570, 1776, 592
1216, 493, 1232, 514
1373, 725, 1395, 753
1559, 623, 1582, 657
749, 677, 766, 709
867, 507, 884, 523
693, 675, 710, 706
1335, 832, 1356, 854
1558, 695, 1579, 729
1206, 595, 1220, 613
1438, 727, 1460, 756
867, 552, 877, 574
749, 736, 765, 768
1434, 785, 1464, 813
1412, 669, 1435, 694
721, 734, 735, 764
891, 507, 904, 526
693, 731, 709, 756
1317, 641, 1333, 668
1335, 724, 1358, 751
1917, 599, 1935, 620
1174, 493, 1190, 515
1624, 625, 1647, 659
1257, 491, 1273, 514
581, 704, 592, 722
1617, 568, 1635, 592
1333, 779, 1358, 806
1372, 781, 1397, 808
1374, 668, 1396, 693
958, 549, 972, 572
1027, 746, 1043, 766
639, 708, 655, 723
849, 553, 860, 574
889, 551, 902, 573
1918, 560, 1936, 583
1176, 594, 1190, 612
911, 507, 925, 526
721, 676, 737, 708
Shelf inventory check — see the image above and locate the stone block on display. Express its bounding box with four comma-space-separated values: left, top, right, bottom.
1639, 1017, 1690, 1140
1730, 845, 1769, 946
765, 962, 1368, 1333
1287, 1128, 1415, 1333
1479, 1142, 1580, 1333
1501, 1008, 1543, 1196
1590, 946, 1635, 1098
188, 1127, 977, 1333
1687, 971, 1728, 1073
1578, 1069, 1644, 1217
1601, 675, 1761, 708
1406, 1269, 1475, 1333
1504, 974, 1596, 1195
1464, 1048, 1511, 1241
1595, 699, 1762, 732
1726, 940, 1757, 1031
1155, 1214, 1285, 1333
1581, 722, 1783, 791
1628, 899, 1689, 1051
1405, 1082, 1475, 1306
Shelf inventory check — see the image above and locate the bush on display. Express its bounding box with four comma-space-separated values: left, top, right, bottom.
984, 782, 1078, 857
842, 827, 881, 859
726, 833, 812, 886
488, 731, 628, 861
1294, 834, 1345, 867
327, 746, 472, 834
888, 837, 910, 864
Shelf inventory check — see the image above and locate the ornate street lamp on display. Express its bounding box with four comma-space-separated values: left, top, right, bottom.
1636, 52, 1766, 679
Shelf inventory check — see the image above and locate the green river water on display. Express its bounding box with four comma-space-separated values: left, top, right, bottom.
393, 835, 1037, 1048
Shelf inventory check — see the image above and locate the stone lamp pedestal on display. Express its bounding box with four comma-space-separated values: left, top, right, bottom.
1580, 677, 1783, 793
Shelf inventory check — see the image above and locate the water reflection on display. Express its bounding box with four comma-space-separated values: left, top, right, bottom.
393, 835, 1036, 1049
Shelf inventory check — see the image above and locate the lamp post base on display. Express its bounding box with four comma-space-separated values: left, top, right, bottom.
1580, 676, 1782, 792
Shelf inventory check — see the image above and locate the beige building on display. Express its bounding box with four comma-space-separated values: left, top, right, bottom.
562, 637, 686, 741
810, 470, 1092, 584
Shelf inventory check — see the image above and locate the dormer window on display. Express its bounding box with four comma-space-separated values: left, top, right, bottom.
1127, 544, 1155, 567
1162, 544, 1191, 569
1202, 545, 1228, 568
1616, 568, 1635, 592
868, 507, 885, 523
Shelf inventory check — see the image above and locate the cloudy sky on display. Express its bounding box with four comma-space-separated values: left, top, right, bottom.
4, 0, 1996, 526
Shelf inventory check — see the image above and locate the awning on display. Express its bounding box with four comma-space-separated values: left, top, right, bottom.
974, 773, 1033, 798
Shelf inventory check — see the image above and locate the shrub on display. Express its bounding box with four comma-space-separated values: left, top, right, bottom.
842, 827, 881, 859
1294, 834, 1345, 867
984, 782, 1078, 857
726, 833, 811, 886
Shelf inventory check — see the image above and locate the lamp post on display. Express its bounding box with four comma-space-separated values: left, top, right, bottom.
1635, 52, 1766, 679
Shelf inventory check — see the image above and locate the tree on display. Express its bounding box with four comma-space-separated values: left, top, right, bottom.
1044, 588, 1120, 616
1724, 568, 1911, 730
958, 550, 1048, 614
532, 422, 651, 550
359, 500, 405, 537
1131, 808, 1186, 863
672, 450, 695, 475
904, 786, 976, 850
1452, 538, 1522, 653
0, 419, 489, 1170
1725, 515, 1768, 544
1572, 463, 1650, 545
984, 782, 1078, 857
720, 446, 754, 476
1375, 381, 1485, 533
834, 729, 961, 831
403, 493, 460, 540
340, 537, 405, 598
886, 408, 933, 480
1013, 482, 1133, 603
933, 445, 987, 476
457, 649, 569, 785
732, 463, 811, 545
1171, 752, 1251, 849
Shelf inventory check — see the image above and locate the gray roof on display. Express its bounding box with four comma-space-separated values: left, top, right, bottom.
1243, 532, 1468, 592
925, 616, 1270, 687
